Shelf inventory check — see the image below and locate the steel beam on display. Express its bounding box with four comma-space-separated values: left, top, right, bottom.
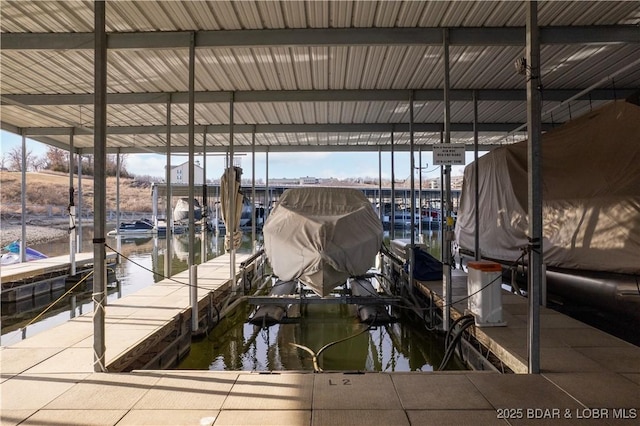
1, 88, 631, 106
1, 26, 637, 50
19, 122, 549, 136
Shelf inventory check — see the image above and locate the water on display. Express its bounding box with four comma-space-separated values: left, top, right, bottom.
177, 300, 464, 372
176, 228, 463, 372
0, 230, 245, 344
2, 227, 462, 372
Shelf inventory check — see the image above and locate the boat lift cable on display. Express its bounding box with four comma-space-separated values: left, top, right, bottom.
5, 268, 109, 346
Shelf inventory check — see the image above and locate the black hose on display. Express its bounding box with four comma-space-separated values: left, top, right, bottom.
438, 315, 475, 371
444, 314, 474, 347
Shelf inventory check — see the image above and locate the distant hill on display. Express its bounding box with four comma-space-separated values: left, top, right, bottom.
0, 171, 154, 217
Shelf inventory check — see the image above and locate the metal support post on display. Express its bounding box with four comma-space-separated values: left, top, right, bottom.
201, 132, 208, 264
69, 131, 77, 274
93, 0, 107, 372
251, 129, 257, 252
164, 95, 173, 278
20, 130, 26, 263
390, 130, 396, 238
473, 90, 480, 261
116, 150, 121, 262
77, 154, 83, 252
229, 93, 237, 289
187, 31, 196, 272
190, 265, 198, 332
526, 1, 543, 374
442, 29, 453, 332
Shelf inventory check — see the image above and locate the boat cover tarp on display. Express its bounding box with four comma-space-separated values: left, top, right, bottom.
1, 241, 47, 265
407, 248, 443, 281
173, 198, 202, 222
220, 167, 243, 250
455, 100, 640, 274
263, 187, 383, 297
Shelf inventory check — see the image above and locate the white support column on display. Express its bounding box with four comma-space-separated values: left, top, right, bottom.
265, 148, 270, 223
20, 129, 26, 263
390, 130, 396, 238
473, 90, 480, 261
69, 131, 77, 274
116, 150, 122, 261
229, 92, 237, 290
251, 128, 257, 252
409, 92, 416, 248
187, 31, 197, 320
201, 131, 207, 264
418, 148, 423, 242
378, 146, 382, 222
77, 154, 83, 252
164, 95, 173, 278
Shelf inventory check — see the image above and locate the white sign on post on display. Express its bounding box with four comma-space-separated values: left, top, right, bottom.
433, 144, 466, 165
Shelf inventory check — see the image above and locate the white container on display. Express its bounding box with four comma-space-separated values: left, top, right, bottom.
467, 261, 506, 327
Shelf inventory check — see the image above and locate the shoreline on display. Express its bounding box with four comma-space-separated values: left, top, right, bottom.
0, 219, 70, 247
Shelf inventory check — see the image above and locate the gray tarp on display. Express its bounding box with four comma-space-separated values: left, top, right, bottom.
455, 100, 640, 274
263, 187, 384, 297
220, 167, 243, 251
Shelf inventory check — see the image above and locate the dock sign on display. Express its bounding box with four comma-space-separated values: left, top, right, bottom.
433, 144, 466, 165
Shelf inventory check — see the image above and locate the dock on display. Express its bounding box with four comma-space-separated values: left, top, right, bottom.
1, 252, 118, 303
2, 255, 639, 425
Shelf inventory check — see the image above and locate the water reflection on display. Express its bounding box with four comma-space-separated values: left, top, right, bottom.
1, 231, 243, 343
177, 299, 465, 372
2, 228, 446, 371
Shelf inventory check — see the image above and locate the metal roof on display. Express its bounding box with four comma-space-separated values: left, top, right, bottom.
1, 1, 639, 155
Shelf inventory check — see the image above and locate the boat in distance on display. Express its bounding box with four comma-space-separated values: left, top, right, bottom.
263, 187, 384, 297
107, 218, 158, 237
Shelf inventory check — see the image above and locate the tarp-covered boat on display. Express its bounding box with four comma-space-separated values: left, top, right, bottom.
1, 240, 47, 265
263, 187, 383, 297
173, 197, 202, 222
455, 99, 640, 318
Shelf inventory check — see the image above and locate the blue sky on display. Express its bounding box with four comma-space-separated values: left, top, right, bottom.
1, 129, 477, 181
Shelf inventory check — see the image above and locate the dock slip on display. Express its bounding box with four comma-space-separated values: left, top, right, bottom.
1, 252, 118, 303
1, 257, 639, 425
1, 252, 116, 284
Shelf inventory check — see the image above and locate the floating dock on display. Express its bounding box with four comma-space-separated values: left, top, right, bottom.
1, 255, 639, 425
1, 253, 118, 303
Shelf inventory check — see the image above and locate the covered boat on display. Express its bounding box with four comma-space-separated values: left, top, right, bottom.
263, 187, 383, 297
455, 99, 640, 318
1, 240, 47, 265
173, 198, 202, 222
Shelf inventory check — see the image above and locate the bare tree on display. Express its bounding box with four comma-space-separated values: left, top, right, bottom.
106, 153, 131, 177
7, 146, 38, 171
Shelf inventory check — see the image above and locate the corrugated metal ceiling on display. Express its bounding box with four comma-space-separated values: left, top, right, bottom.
1, 1, 639, 154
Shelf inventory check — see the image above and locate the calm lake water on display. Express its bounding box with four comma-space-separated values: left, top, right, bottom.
2, 227, 464, 371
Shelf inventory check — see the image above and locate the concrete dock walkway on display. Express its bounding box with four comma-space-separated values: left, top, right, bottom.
2, 256, 639, 425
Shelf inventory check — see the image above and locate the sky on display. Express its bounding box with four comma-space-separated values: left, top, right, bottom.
1, 129, 480, 182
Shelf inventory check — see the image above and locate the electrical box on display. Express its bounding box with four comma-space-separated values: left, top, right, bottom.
467, 261, 506, 327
